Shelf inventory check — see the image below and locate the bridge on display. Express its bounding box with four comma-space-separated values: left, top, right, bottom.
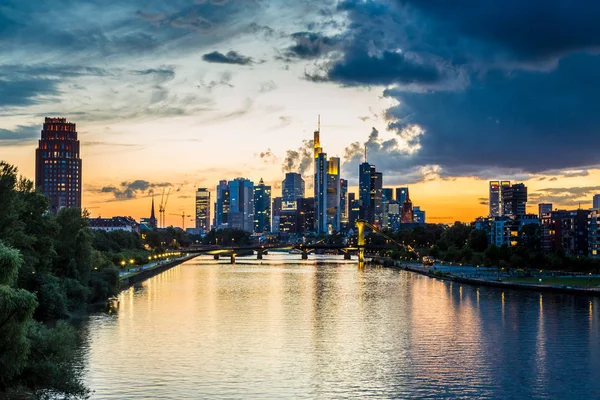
182, 220, 420, 264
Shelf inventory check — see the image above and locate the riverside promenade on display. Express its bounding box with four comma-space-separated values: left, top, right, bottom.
373, 258, 600, 297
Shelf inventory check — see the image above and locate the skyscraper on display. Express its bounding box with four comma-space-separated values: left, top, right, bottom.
228, 178, 254, 232
396, 187, 408, 207
272, 196, 283, 233
382, 188, 394, 230
340, 179, 348, 228
348, 193, 360, 229
594, 194, 600, 209
35, 117, 82, 214
195, 188, 211, 233
297, 198, 315, 234
253, 178, 271, 233
359, 162, 371, 220
215, 180, 230, 228
313, 117, 329, 234
489, 181, 500, 217
358, 161, 382, 226
401, 187, 414, 224
499, 181, 511, 216
326, 157, 341, 232
282, 172, 305, 202
501, 182, 527, 217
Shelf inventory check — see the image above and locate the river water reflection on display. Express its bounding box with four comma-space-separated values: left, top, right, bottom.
81, 255, 600, 399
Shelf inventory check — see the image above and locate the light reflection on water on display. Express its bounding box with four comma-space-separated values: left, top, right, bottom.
81, 255, 600, 399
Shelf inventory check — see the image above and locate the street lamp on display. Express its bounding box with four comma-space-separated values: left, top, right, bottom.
120, 260, 126, 267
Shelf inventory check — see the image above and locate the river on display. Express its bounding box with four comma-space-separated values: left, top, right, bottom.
80, 254, 600, 399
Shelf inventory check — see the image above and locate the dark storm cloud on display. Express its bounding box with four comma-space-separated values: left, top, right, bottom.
283, 32, 341, 60
0, 125, 39, 145
100, 180, 172, 201
0, 79, 59, 107
396, 0, 600, 64
294, 0, 600, 180
202, 51, 254, 65
310, 49, 443, 86
385, 54, 600, 175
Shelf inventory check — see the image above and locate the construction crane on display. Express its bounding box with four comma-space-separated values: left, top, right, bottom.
158, 188, 171, 228
170, 211, 191, 230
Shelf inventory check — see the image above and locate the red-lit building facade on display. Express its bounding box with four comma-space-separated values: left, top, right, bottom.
35, 117, 82, 213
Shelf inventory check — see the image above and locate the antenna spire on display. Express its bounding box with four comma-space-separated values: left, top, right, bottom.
364, 144, 367, 163
318, 114, 320, 132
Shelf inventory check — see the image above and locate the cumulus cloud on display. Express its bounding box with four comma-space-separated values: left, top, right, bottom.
282, 140, 314, 178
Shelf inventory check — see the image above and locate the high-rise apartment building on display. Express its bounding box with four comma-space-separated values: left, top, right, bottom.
35, 117, 82, 214
348, 193, 359, 229
282, 172, 305, 202
195, 188, 211, 233
253, 178, 271, 233
228, 178, 254, 232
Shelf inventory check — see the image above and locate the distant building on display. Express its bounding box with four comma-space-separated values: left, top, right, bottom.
401, 188, 414, 224
88, 216, 140, 233
489, 181, 500, 217
282, 172, 305, 202
195, 188, 211, 234
214, 180, 230, 229
141, 195, 157, 229
348, 193, 359, 229
413, 206, 426, 224
396, 187, 408, 207
483, 215, 540, 248
502, 183, 527, 217
297, 198, 315, 234
538, 203, 552, 219
228, 178, 254, 232
340, 179, 348, 229
382, 188, 394, 230
35, 117, 82, 214
589, 209, 600, 258
253, 178, 271, 233
541, 209, 589, 256
387, 201, 401, 231
594, 195, 600, 210
326, 157, 341, 232
272, 196, 283, 232
359, 162, 383, 226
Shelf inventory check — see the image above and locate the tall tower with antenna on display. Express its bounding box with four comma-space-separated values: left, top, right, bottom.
314, 115, 328, 233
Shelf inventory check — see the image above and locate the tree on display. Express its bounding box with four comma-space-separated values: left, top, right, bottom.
0, 242, 37, 389
467, 229, 488, 252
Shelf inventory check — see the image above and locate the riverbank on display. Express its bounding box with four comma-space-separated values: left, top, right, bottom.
374, 258, 600, 297
119, 254, 198, 290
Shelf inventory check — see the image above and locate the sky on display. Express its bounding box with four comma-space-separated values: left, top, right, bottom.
2, 0, 600, 226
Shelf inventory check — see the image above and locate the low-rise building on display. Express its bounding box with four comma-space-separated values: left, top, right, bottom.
88, 216, 140, 233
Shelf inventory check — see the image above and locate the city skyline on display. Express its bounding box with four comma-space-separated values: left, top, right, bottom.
3, 0, 600, 226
